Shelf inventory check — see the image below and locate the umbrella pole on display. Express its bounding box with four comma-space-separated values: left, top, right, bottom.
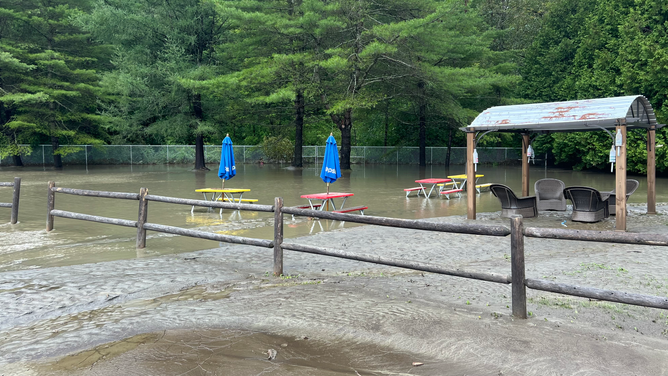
222, 179, 225, 189
326, 182, 330, 210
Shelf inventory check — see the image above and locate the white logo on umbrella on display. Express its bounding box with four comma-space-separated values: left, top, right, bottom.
325, 167, 337, 174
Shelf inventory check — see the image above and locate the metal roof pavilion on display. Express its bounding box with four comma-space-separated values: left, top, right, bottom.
462, 95, 661, 133
460, 95, 660, 231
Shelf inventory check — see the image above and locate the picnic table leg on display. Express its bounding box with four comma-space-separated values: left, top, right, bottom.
426, 184, 436, 197
339, 197, 348, 210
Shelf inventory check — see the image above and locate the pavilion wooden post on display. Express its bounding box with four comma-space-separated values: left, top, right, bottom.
521, 134, 530, 197
615, 122, 627, 231
466, 131, 476, 219
647, 126, 656, 214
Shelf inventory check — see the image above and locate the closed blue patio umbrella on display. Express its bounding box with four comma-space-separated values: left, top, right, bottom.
320, 133, 341, 194
218, 134, 236, 188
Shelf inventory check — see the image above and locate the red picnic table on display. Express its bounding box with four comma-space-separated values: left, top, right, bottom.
300, 192, 353, 211
409, 178, 453, 198
299, 192, 368, 214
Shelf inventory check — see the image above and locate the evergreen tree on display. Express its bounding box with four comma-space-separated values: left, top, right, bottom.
0, 0, 108, 168
79, 0, 227, 170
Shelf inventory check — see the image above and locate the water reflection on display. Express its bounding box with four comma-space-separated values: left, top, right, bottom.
0, 163, 659, 272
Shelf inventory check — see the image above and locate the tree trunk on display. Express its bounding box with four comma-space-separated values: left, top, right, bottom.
339, 109, 352, 169
194, 134, 207, 170
13, 155, 23, 167
192, 93, 209, 171
292, 89, 304, 167
384, 100, 389, 146
445, 126, 453, 167
51, 135, 62, 169
418, 82, 427, 167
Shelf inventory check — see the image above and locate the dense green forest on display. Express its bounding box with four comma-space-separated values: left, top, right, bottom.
0, 0, 667, 172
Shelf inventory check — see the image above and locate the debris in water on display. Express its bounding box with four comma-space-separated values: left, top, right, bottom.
412, 362, 424, 367
267, 349, 277, 360
561, 220, 567, 227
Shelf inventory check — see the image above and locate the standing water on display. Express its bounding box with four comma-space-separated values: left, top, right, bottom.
0, 163, 657, 272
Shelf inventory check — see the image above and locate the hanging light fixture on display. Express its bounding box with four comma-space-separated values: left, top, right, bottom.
609, 145, 616, 172
615, 129, 623, 156
473, 148, 479, 172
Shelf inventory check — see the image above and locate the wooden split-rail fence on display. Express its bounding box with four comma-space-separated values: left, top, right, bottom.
45, 181, 668, 318
1, 177, 21, 224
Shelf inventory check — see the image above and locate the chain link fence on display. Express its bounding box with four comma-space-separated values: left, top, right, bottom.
0, 145, 521, 167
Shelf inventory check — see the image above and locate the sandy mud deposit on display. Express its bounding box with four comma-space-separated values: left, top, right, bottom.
1, 206, 668, 375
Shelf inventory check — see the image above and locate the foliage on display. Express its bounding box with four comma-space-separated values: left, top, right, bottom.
260, 136, 294, 163
520, 0, 668, 173
78, 0, 226, 145
0, 0, 109, 164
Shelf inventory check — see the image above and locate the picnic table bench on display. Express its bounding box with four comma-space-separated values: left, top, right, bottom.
404, 187, 425, 197
332, 206, 368, 215
290, 203, 322, 219
217, 197, 259, 203
440, 188, 463, 199
475, 183, 493, 193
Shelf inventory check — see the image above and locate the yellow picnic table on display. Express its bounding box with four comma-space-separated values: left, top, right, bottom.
447, 174, 484, 192
193, 188, 252, 214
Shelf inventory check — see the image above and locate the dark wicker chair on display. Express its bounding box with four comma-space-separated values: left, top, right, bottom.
605, 179, 640, 215
534, 178, 566, 211
563, 186, 609, 223
489, 184, 538, 218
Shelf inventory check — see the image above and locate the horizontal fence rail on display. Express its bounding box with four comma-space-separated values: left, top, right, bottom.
50, 210, 137, 228
525, 278, 668, 310
143, 223, 273, 248
43, 181, 668, 320
281, 242, 511, 284
524, 226, 668, 246
53, 187, 139, 200
282, 207, 511, 237
0, 177, 21, 224
145, 194, 274, 212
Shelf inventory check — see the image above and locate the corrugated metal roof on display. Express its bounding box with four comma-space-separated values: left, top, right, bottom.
463, 95, 660, 132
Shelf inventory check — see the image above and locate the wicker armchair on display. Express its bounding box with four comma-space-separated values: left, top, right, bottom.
563, 186, 609, 223
489, 184, 538, 218
534, 178, 566, 211
606, 179, 640, 215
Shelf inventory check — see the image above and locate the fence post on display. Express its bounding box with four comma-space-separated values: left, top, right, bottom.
136, 187, 149, 249
510, 215, 527, 319
46, 181, 55, 231
273, 197, 284, 276
10, 177, 21, 224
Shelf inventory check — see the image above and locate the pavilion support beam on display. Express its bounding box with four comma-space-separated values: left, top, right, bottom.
521, 134, 530, 197
615, 122, 627, 231
467, 131, 476, 220
647, 127, 656, 214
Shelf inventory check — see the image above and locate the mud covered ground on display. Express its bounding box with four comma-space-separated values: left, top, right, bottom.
1, 205, 668, 375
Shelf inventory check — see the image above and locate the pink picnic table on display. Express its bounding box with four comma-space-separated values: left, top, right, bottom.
415, 178, 453, 197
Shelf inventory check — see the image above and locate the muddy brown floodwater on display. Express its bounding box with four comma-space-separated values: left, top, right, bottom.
1, 164, 668, 375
